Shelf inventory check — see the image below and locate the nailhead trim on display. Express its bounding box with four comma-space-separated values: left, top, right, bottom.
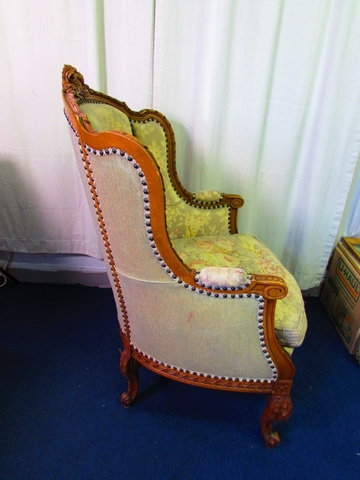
130, 293, 277, 382
64, 110, 278, 383
87, 145, 277, 382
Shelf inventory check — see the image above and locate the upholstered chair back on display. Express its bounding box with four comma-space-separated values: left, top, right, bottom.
67, 123, 170, 283
78, 101, 231, 239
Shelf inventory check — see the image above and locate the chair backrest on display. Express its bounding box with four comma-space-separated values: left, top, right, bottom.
62, 66, 193, 287
70, 81, 231, 240
79, 143, 171, 283
76, 96, 188, 237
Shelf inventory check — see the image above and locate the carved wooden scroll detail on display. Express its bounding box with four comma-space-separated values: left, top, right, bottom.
62, 65, 95, 132
62, 64, 91, 98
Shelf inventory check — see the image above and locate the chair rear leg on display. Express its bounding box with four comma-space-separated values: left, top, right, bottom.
120, 347, 140, 407
261, 393, 293, 448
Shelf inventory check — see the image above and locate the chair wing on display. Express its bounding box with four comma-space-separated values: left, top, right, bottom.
66, 71, 243, 239
62, 65, 307, 448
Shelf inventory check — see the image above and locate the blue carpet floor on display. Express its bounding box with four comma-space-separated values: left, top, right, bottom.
0, 282, 359, 480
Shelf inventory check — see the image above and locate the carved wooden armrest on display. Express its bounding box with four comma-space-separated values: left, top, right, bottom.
191, 190, 244, 209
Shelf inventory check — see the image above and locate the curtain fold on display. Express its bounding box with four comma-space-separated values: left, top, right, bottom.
347, 169, 360, 237
152, 0, 360, 289
0, 0, 359, 289
0, 0, 155, 259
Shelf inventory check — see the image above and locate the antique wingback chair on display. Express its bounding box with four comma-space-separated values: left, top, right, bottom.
62, 65, 307, 447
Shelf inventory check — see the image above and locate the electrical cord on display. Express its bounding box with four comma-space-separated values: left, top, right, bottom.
0, 252, 16, 287
0, 270, 7, 287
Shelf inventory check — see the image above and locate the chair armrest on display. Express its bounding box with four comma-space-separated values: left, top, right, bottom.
190, 191, 244, 234
192, 190, 223, 203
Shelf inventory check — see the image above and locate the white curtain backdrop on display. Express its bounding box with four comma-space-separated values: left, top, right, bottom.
0, 0, 359, 289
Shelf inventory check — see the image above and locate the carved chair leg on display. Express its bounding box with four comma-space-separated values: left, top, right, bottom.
119, 348, 140, 408
261, 394, 293, 448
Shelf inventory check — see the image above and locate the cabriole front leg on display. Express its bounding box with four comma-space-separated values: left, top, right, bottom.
261, 394, 293, 448
119, 348, 140, 408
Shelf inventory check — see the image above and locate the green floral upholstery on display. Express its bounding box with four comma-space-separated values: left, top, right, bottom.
172, 233, 307, 348
193, 190, 223, 202
131, 120, 230, 239
79, 102, 133, 135
77, 104, 231, 239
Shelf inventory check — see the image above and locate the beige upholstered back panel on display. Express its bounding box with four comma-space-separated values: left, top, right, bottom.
68, 126, 174, 330
85, 150, 171, 283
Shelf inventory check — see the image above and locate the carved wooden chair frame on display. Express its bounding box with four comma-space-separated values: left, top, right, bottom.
62, 65, 295, 448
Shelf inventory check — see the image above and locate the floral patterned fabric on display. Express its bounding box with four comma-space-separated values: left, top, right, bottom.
79, 103, 133, 135
79, 105, 231, 239
131, 120, 231, 239
193, 190, 223, 202
172, 234, 307, 348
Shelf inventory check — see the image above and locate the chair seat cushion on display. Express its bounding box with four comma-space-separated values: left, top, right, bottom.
172, 234, 307, 348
